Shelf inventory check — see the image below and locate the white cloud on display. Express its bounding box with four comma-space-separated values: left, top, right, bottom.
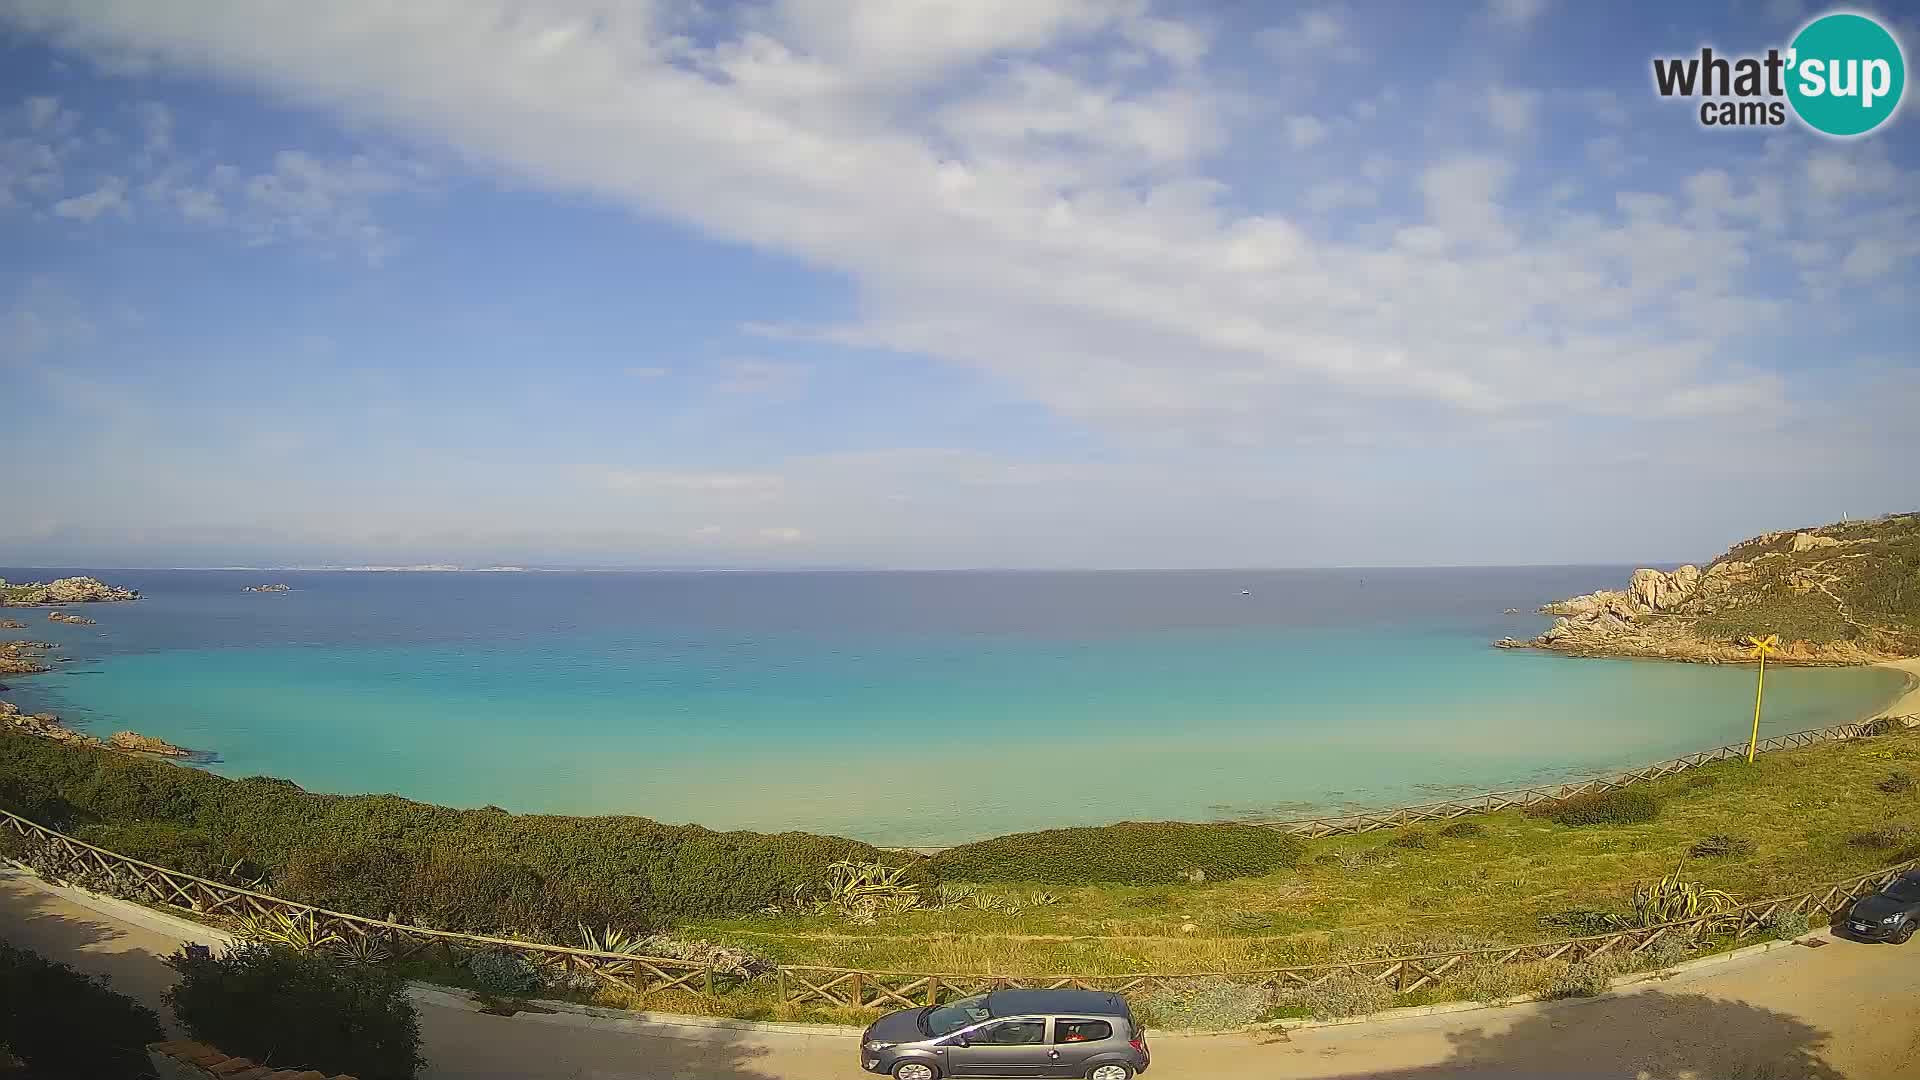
25, 95, 61, 131
0, 0, 1909, 460
604, 470, 785, 494
1485, 87, 1540, 136
1304, 180, 1376, 213
1487, 0, 1548, 28
1255, 8, 1360, 63
713, 359, 811, 396
52, 176, 130, 221
1284, 114, 1327, 149
758, 526, 806, 542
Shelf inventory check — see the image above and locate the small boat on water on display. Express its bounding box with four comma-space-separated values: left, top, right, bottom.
1240, 588, 1252, 596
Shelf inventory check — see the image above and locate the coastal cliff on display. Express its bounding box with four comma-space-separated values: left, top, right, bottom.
0, 576, 139, 606
1497, 512, 1920, 664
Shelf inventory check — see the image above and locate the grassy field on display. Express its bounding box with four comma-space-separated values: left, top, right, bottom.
681, 729, 1920, 977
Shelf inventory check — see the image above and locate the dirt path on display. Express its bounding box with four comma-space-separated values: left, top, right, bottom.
5, 871, 1917, 1079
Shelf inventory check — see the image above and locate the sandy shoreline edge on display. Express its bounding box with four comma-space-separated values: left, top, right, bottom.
1872, 657, 1920, 718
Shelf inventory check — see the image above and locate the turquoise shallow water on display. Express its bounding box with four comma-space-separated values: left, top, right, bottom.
2, 568, 1906, 846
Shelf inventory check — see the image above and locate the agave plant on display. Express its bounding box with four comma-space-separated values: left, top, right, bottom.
1631, 869, 1737, 928
327, 933, 394, 967
576, 922, 647, 956
232, 908, 344, 954
812, 859, 922, 920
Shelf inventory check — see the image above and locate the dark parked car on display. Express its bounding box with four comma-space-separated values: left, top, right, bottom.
860, 988, 1149, 1079
1843, 871, 1920, 942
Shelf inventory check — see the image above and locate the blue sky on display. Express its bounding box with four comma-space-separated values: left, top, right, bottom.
1, 0, 1917, 569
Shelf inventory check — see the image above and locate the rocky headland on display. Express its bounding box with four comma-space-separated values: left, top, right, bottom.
1497, 513, 1920, 664
0, 576, 139, 606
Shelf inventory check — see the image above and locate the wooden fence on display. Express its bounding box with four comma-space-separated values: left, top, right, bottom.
4, 802, 1916, 1012
1249, 718, 1913, 838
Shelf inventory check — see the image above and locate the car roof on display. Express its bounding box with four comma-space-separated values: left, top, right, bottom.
986, 989, 1129, 1018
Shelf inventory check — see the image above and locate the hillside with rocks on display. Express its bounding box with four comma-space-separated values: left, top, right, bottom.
0, 576, 138, 606
1498, 512, 1920, 663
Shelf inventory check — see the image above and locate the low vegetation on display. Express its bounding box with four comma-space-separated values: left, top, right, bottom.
0, 733, 878, 935
166, 943, 423, 1080
1693, 512, 1920, 650
0, 941, 164, 1078
1529, 787, 1662, 827
920, 821, 1306, 886
5, 725, 1920, 1028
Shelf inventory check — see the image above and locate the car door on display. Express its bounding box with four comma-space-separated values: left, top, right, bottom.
946, 1017, 1052, 1076
1045, 1017, 1115, 1077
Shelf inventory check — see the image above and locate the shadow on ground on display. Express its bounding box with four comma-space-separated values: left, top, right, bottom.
1293, 990, 1854, 1080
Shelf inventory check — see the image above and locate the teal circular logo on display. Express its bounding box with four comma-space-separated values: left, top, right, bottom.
1787, 13, 1906, 136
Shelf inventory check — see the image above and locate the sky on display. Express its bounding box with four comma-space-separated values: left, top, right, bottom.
1, 0, 1917, 570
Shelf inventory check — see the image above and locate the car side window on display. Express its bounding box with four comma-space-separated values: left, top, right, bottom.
974, 1019, 1046, 1045
1054, 1019, 1112, 1044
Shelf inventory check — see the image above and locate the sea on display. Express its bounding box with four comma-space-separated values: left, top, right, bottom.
1, 567, 1907, 847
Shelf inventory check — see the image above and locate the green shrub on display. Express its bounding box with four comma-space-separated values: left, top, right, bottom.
1877, 771, 1916, 794
166, 943, 423, 1080
467, 949, 541, 994
1273, 970, 1394, 1021
0, 941, 163, 1078
1547, 952, 1626, 998
1689, 833, 1757, 858
922, 822, 1304, 886
1848, 823, 1917, 850
1539, 908, 1628, 935
1636, 934, 1697, 969
1762, 910, 1812, 939
1437, 820, 1486, 839
1134, 977, 1269, 1030
0, 733, 877, 935
1386, 829, 1433, 850
1531, 787, 1661, 827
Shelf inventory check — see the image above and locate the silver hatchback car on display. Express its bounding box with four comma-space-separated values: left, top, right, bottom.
859, 988, 1150, 1079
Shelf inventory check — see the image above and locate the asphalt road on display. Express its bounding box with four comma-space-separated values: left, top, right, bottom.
4, 873, 1917, 1079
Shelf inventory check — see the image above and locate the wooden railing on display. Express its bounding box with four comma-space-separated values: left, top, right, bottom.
1247, 719, 1913, 838
3, 715, 1915, 1012
4, 802, 1915, 1013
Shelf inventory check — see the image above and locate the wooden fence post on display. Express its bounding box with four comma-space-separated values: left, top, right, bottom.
850, 972, 865, 1008
777, 967, 788, 1003
704, 965, 715, 996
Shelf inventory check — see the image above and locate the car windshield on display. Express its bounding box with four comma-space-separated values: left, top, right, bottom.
922, 995, 992, 1036
1884, 879, 1920, 902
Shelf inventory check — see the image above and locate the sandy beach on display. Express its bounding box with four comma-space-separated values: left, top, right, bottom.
1874, 657, 1920, 718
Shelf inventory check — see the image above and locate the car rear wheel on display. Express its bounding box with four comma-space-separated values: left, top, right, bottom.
1894, 923, 1915, 945
893, 1062, 939, 1080
1088, 1065, 1135, 1080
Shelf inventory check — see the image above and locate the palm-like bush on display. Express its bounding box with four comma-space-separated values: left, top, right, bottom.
813, 860, 920, 921
1631, 870, 1736, 928
576, 923, 646, 955
232, 909, 344, 954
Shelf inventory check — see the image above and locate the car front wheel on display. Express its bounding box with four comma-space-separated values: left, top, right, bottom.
1088, 1065, 1135, 1080
893, 1062, 939, 1080
1894, 922, 1915, 945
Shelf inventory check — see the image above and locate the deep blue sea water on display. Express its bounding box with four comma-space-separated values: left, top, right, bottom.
1, 567, 1906, 846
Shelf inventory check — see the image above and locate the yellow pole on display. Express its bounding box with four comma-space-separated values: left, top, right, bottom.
1747, 648, 1766, 763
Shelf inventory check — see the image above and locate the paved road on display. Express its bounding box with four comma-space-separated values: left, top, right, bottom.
5, 873, 1917, 1079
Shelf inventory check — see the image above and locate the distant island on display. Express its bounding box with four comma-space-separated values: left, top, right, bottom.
244, 583, 292, 592
1497, 512, 1920, 664
0, 575, 139, 606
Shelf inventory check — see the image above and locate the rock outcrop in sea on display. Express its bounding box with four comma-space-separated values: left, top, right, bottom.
0, 641, 53, 676
47, 611, 96, 625
0, 619, 23, 629
1496, 515, 1920, 664
243, 583, 292, 592
2, 700, 197, 758
1, 576, 139, 606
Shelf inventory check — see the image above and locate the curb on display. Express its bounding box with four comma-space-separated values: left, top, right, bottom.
1267, 931, 1826, 1033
